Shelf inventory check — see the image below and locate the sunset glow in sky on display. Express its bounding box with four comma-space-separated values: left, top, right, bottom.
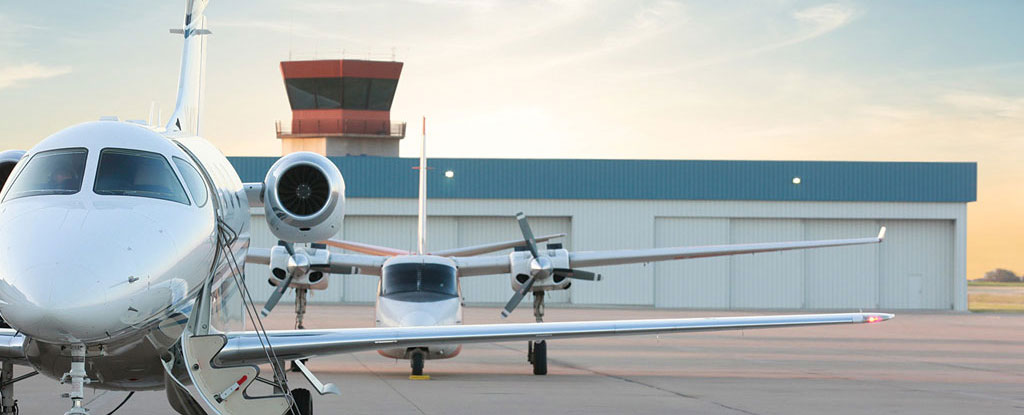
1, 1, 1021, 278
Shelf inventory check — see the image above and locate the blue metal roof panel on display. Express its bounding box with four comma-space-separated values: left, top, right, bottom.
228, 157, 977, 203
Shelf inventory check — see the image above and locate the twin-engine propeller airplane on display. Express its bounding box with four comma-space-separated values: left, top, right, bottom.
249, 125, 890, 378
0, 2, 893, 414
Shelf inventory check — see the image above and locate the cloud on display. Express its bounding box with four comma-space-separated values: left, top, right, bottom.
793, 3, 856, 33
0, 14, 48, 48
286, 0, 501, 14
941, 92, 1024, 118
217, 19, 364, 43
626, 3, 856, 78
525, 1, 684, 70
0, 64, 72, 90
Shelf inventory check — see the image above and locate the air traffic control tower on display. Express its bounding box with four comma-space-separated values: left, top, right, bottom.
277, 59, 406, 156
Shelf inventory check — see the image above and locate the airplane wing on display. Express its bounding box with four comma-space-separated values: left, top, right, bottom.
453, 255, 512, 277
247, 248, 386, 276
568, 227, 886, 268
321, 233, 565, 258
429, 233, 566, 257
217, 312, 892, 365
454, 227, 886, 276
320, 239, 409, 257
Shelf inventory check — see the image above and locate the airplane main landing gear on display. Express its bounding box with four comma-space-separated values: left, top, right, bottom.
0, 359, 36, 415
529, 292, 548, 375
294, 287, 308, 330
1, 361, 16, 415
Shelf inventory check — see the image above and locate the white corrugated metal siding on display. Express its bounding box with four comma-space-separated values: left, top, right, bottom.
654, 218, 730, 308
244, 198, 965, 311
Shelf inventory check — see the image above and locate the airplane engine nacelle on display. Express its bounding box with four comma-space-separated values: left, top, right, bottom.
263, 152, 346, 243
509, 248, 573, 292
0, 150, 26, 192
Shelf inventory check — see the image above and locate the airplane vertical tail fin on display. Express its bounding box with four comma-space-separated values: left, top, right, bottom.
166, 0, 211, 136
416, 117, 427, 255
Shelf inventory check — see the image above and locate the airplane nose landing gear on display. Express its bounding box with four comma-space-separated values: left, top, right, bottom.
529, 292, 548, 375
60, 345, 91, 415
410, 350, 425, 377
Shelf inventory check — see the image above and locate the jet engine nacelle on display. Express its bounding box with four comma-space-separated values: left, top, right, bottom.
263, 152, 346, 243
509, 248, 573, 292
0, 150, 26, 192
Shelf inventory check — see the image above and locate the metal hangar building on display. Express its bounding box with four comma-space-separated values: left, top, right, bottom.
233, 156, 977, 312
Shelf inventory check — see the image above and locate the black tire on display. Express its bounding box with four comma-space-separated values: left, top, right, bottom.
411, 352, 425, 376
290, 388, 313, 415
532, 340, 547, 375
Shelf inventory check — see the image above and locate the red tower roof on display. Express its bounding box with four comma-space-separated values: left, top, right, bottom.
277, 59, 406, 156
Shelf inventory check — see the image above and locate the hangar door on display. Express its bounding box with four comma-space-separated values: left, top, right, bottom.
340, 215, 572, 304
654, 218, 953, 310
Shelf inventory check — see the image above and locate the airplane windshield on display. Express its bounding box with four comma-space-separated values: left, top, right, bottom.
3, 148, 88, 201
381, 263, 458, 298
94, 148, 190, 205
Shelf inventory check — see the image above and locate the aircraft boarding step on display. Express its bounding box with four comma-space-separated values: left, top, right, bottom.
181, 334, 291, 415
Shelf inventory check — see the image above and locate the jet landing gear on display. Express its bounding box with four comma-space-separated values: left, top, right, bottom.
60, 345, 91, 414
1, 359, 37, 415
528, 292, 548, 375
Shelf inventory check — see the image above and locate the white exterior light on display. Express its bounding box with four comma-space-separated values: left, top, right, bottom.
445, 170, 455, 179
792, 177, 801, 184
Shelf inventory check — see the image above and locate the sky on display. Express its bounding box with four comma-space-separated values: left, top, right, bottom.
0, 1, 1022, 278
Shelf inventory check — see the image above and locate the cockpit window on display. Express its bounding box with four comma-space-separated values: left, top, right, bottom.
173, 157, 208, 207
3, 148, 88, 201
94, 149, 190, 205
381, 263, 458, 297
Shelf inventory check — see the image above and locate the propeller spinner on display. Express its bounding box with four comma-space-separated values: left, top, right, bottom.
500, 213, 601, 318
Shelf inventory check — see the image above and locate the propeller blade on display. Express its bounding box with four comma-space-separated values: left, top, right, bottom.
501, 275, 536, 318
262, 258, 295, 317
278, 240, 295, 256
554, 268, 602, 281
515, 212, 540, 258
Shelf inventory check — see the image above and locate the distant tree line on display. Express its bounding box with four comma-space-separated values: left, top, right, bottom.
979, 268, 1021, 282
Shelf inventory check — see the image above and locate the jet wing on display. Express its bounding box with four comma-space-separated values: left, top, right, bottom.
216, 312, 892, 365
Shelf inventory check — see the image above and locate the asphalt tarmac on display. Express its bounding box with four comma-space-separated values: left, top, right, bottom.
12, 305, 1024, 414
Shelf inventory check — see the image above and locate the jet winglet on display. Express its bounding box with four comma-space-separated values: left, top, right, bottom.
878, 226, 887, 241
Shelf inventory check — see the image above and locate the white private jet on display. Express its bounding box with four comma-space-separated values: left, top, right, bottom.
253, 126, 890, 378
0, 2, 892, 415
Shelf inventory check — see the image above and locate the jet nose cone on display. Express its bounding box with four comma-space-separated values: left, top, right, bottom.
0, 201, 178, 344
399, 311, 439, 327
0, 263, 115, 343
